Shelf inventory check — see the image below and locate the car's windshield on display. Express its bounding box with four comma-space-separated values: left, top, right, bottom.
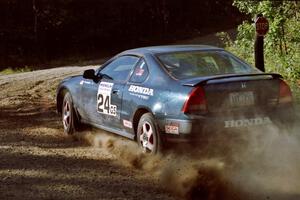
157, 50, 259, 79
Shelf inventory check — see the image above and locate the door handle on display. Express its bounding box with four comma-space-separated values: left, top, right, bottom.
112, 89, 119, 94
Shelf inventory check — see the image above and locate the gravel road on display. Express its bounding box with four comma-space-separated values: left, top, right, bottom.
0, 66, 177, 200
1, 64, 300, 200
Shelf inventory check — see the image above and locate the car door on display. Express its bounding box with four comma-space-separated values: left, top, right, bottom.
81, 55, 140, 130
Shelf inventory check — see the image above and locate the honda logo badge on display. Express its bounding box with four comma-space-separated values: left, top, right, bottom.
241, 82, 247, 89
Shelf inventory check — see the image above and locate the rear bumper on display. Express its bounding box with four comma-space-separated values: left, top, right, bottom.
157, 104, 295, 144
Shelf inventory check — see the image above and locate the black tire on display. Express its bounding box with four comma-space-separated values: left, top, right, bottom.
137, 113, 162, 154
62, 92, 78, 135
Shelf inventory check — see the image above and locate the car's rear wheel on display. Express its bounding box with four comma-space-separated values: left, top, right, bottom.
62, 92, 78, 135
137, 113, 162, 154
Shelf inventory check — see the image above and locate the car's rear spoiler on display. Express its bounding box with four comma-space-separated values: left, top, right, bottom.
181, 73, 283, 87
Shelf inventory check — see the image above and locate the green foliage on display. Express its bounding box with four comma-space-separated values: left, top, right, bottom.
220, 1, 300, 82
0, 66, 32, 75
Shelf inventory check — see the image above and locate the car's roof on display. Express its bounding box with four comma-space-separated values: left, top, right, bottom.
120, 45, 223, 56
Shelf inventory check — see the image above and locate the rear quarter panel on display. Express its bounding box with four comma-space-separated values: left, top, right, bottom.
121, 54, 193, 133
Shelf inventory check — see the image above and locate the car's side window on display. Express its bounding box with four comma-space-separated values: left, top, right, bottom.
99, 56, 139, 82
129, 59, 149, 83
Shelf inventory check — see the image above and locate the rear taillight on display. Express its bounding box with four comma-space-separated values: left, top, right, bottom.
279, 80, 293, 104
182, 86, 207, 114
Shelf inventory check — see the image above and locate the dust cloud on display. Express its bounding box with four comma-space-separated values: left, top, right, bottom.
227, 125, 300, 199
75, 124, 300, 200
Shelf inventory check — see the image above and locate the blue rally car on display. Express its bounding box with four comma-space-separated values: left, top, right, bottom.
56, 45, 294, 153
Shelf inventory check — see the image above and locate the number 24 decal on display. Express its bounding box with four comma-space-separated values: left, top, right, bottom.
97, 82, 117, 116
97, 94, 117, 116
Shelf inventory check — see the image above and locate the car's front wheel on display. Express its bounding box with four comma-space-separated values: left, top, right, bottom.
137, 113, 162, 154
62, 92, 78, 135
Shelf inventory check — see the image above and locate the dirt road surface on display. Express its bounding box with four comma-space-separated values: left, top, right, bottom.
0, 67, 177, 200
1, 64, 300, 200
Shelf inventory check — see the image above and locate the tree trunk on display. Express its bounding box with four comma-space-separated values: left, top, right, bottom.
33, 0, 38, 42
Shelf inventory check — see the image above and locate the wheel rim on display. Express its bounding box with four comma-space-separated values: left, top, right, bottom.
63, 100, 71, 130
139, 122, 154, 153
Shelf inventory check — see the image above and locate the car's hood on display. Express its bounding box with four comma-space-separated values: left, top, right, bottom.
61, 75, 82, 83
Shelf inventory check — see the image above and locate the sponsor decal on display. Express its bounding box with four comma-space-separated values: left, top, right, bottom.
135, 62, 145, 76
128, 85, 154, 96
80, 80, 91, 85
165, 123, 179, 134
135, 68, 145, 76
224, 117, 272, 128
123, 119, 133, 129
97, 82, 117, 116
129, 93, 149, 100
99, 82, 113, 93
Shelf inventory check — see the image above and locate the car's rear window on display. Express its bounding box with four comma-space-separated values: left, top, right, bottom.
157, 50, 258, 79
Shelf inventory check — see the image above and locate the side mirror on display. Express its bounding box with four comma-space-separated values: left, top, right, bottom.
83, 69, 96, 80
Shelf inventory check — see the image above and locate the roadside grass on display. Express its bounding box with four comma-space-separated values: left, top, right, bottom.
0, 66, 32, 75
